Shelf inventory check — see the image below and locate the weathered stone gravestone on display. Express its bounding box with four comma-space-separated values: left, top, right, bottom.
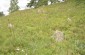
52, 30, 64, 42
8, 23, 14, 28
37, 8, 46, 14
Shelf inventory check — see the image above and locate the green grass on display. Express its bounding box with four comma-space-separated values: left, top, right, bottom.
0, 1, 85, 55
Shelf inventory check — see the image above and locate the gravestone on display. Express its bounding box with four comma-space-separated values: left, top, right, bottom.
52, 30, 64, 42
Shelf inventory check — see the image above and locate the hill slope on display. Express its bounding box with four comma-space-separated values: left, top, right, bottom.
0, 1, 85, 55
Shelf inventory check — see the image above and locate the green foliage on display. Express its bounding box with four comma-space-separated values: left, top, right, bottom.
75, 0, 85, 6
27, 0, 58, 8
0, 0, 85, 55
9, 0, 19, 13
27, 0, 37, 7
0, 12, 4, 17
50, 0, 58, 3
36, 0, 48, 8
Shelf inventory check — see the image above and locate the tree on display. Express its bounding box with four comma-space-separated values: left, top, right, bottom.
27, 0, 58, 8
27, 0, 38, 8
50, 0, 58, 4
0, 12, 4, 17
9, 0, 19, 13
36, 0, 48, 8
75, 0, 85, 6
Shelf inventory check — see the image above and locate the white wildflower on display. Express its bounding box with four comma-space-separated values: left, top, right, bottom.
22, 49, 25, 52
67, 18, 71, 22
16, 47, 20, 51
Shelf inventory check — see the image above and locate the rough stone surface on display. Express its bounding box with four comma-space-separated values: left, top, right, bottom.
52, 30, 64, 42
8, 23, 14, 28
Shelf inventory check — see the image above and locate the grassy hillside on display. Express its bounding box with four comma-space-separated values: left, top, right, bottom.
0, 1, 85, 55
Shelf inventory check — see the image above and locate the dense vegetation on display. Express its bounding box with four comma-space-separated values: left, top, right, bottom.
9, 0, 19, 13
27, 0, 63, 8
0, 12, 4, 17
0, 0, 85, 55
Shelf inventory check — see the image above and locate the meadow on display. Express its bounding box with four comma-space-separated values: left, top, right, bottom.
0, 0, 85, 55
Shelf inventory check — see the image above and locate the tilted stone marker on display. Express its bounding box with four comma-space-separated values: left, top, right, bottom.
8, 23, 14, 28
52, 30, 64, 42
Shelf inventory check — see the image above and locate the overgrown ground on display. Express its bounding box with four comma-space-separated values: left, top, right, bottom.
0, 0, 85, 55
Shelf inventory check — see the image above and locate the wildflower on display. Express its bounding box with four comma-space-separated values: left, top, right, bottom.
67, 18, 71, 22
22, 49, 25, 52
16, 47, 20, 51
